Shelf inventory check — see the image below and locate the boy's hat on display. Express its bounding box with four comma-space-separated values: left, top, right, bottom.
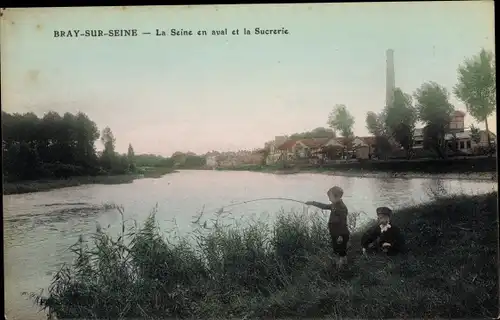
327, 186, 344, 197
376, 206, 392, 217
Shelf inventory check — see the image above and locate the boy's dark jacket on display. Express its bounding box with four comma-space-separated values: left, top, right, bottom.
361, 223, 405, 255
308, 200, 349, 235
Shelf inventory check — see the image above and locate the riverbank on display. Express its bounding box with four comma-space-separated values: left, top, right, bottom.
29, 191, 498, 319
3, 167, 177, 195
319, 169, 497, 181
214, 157, 498, 181
216, 166, 497, 181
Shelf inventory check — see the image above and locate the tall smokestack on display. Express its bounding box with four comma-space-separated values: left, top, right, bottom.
385, 49, 395, 107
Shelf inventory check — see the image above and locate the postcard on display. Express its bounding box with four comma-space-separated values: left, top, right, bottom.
1, 3, 497, 320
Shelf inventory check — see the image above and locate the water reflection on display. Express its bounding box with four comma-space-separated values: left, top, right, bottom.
371, 177, 414, 209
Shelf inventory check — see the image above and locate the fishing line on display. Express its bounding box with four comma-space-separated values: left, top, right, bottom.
220, 197, 308, 210
189, 198, 318, 227
192, 198, 310, 224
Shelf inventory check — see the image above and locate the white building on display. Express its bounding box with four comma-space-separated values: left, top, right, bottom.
412, 110, 496, 154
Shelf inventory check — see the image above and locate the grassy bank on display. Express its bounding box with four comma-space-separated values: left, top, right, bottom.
27, 192, 498, 319
3, 167, 177, 195
215, 157, 498, 179
2, 175, 137, 195
323, 156, 498, 173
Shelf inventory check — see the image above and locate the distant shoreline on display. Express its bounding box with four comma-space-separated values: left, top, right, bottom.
294, 169, 497, 181
211, 157, 498, 182
214, 166, 497, 181
3, 169, 178, 196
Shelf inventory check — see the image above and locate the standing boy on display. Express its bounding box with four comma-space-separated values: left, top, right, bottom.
361, 206, 405, 256
306, 186, 350, 268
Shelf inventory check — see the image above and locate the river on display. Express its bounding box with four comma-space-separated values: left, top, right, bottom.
3, 170, 497, 320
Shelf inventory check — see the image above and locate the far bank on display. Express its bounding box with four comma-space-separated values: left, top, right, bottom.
213, 157, 498, 181
2, 168, 178, 195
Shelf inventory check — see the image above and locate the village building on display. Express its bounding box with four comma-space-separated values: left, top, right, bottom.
413, 110, 496, 154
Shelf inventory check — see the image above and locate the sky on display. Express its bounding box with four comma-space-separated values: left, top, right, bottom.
1, 2, 495, 156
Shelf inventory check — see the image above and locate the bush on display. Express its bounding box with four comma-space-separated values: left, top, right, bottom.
26, 192, 498, 319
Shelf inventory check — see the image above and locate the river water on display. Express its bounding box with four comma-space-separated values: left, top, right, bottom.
3, 170, 497, 320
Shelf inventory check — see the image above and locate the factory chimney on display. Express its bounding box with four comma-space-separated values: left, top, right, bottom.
385, 49, 395, 107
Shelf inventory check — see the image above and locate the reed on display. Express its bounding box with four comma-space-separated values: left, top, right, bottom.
25, 191, 498, 319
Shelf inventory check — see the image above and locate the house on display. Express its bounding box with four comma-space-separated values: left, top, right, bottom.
412, 110, 496, 154
449, 110, 466, 133
205, 155, 218, 168
235, 150, 263, 165
204, 151, 220, 168
414, 110, 467, 149
445, 130, 496, 154
265, 136, 288, 164
266, 136, 343, 163
413, 128, 425, 149
293, 138, 331, 159
276, 139, 299, 161
350, 137, 370, 159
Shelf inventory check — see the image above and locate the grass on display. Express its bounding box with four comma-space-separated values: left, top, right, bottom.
26, 191, 498, 319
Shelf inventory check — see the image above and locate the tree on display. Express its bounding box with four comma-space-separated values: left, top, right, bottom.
74, 112, 100, 169
127, 143, 136, 171
454, 49, 496, 153
2, 111, 103, 180
384, 88, 417, 159
100, 127, 116, 170
328, 104, 355, 158
365, 111, 392, 160
469, 124, 481, 144
414, 82, 454, 159
365, 111, 386, 136
366, 111, 392, 159
101, 127, 116, 154
328, 104, 355, 137
289, 127, 336, 140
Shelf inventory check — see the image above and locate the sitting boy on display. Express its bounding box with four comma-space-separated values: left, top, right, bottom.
361, 206, 405, 256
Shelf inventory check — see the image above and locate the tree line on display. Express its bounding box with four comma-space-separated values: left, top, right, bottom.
326, 48, 496, 159
2, 111, 207, 182
2, 111, 135, 181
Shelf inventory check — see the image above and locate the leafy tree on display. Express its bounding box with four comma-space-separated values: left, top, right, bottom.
384, 88, 417, 159
258, 147, 270, 165
127, 143, 136, 171
74, 112, 100, 169
99, 127, 117, 170
127, 144, 135, 159
1, 111, 173, 180
366, 111, 386, 136
101, 127, 116, 154
469, 124, 481, 144
414, 82, 454, 159
454, 49, 496, 153
183, 155, 206, 168
328, 104, 355, 158
365, 111, 392, 159
1, 111, 106, 180
289, 127, 336, 140
134, 154, 173, 167
328, 104, 355, 137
